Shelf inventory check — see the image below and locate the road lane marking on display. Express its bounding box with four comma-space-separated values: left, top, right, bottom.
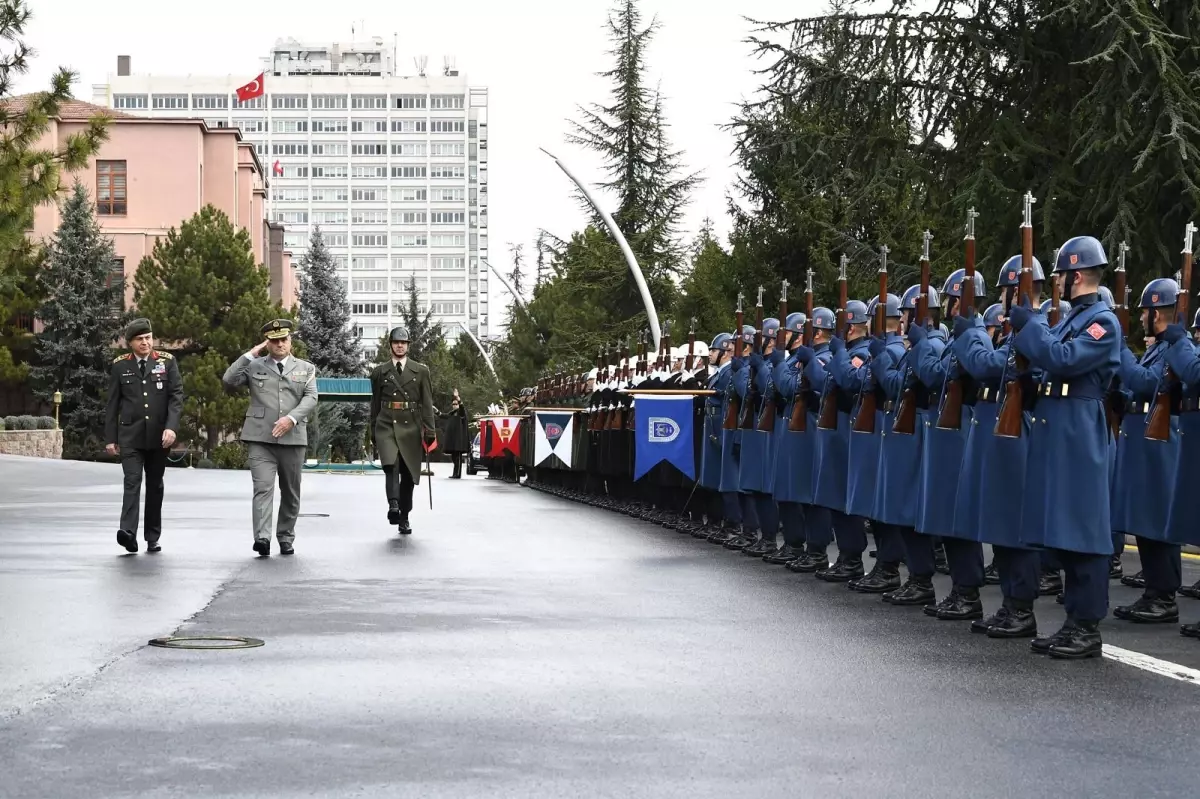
1103, 644, 1200, 684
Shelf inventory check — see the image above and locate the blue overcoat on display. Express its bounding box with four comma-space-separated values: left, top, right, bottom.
699, 363, 731, 490
874, 336, 922, 527
1161, 338, 1200, 546
830, 338, 877, 518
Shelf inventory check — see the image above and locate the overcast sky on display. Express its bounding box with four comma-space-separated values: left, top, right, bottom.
16, 0, 821, 315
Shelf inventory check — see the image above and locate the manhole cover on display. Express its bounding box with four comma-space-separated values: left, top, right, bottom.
298, 513, 329, 517
148, 636, 264, 650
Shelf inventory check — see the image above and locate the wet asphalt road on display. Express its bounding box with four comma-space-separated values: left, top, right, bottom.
1, 453, 1199, 798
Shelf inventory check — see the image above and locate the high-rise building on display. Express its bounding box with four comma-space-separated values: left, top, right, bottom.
93, 37, 490, 357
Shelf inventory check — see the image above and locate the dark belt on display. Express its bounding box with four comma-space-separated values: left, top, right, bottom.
1038, 382, 1106, 401
386, 401, 415, 410
977, 386, 999, 403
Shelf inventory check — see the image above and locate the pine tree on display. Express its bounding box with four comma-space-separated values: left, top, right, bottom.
297, 227, 366, 462
373, 278, 443, 365
132, 205, 289, 454
29, 182, 127, 457
506, 242, 525, 299
0, 0, 108, 382
533, 231, 549, 289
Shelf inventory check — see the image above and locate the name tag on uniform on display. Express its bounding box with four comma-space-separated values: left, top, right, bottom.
156, 382, 163, 390
291, 369, 310, 382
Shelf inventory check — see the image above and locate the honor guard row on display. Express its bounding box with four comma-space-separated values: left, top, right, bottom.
518, 200, 1200, 660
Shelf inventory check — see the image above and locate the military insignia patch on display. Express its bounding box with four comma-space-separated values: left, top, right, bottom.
1069, 254, 1079, 265
1007, 270, 1016, 281
952, 282, 961, 292
851, 356, 864, 369
1151, 293, 1160, 303
1086, 322, 1107, 341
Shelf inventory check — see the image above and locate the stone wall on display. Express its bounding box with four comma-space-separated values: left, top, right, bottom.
0, 429, 63, 459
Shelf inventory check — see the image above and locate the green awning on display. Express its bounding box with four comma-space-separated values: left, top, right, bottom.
316, 377, 371, 402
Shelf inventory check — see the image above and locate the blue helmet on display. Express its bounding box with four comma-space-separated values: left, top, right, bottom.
784, 312, 807, 332
900, 284, 941, 310
739, 324, 756, 344
1040, 298, 1071, 316
844, 300, 869, 325
1139, 278, 1180, 309
1097, 286, 1115, 308
1054, 236, 1107, 272
995, 254, 1045, 287
762, 317, 780, 339
941, 268, 987, 298
811, 307, 836, 330
710, 332, 733, 351
866, 293, 903, 319
982, 303, 1005, 328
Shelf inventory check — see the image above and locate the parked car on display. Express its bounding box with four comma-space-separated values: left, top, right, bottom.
466, 431, 482, 476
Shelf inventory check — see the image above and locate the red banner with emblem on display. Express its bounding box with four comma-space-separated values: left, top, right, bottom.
481, 416, 522, 458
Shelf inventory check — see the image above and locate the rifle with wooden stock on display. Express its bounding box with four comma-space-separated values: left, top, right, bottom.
1146, 222, 1196, 441
852, 246, 889, 434
1102, 242, 1130, 439
608, 339, 630, 431
936, 209, 979, 430
740, 286, 765, 430
1049, 266, 1063, 327
893, 230, 933, 435
757, 280, 788, 432
994, 192, 1037, 438
787, 268, 816, 432
723, 292, 745, 430
817, 255, 850, 430
685, 318, 696, 372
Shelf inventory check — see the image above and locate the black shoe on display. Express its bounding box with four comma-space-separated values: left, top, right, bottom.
1037, 572, 1063, 596
815, 557, 865, 583
850, 564, 903, 594
1114, 595, 1178, 624
1031, 621, 1076, 654
1048, 621, 1103, 660
387, 500, 401, 525
707, 525, 739, 544
934, 545, 950, 575
987, 608, 1038, 639
787, 552, 829, 573
397, 514, 412, 535
1055, 591, 1064, 605
882, 578, 935, 605
763, 545, 799, 565
933, 591, 984, 621
146, 541, 161, 553
983, 562, 1001, 585
116, 529, 138, 553
972, 607, 1010, 634
1109, 554, 1124, 579
743, 539, 777, 557
723, 534, 756, 551
1120, 570, 1146, 589
253, 539, 270, 557
279, 542, 294, 556
1180, 580, 1200, 600
1181, 621, 1200, 639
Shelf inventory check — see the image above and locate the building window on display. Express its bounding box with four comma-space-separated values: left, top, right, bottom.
392, 210, 427, 225
351, 94, 387, 109
391, 142, 426, 157
432, 256, 465, 270
311, 187, 349, 202
352, 233, 389, 247
391, 119, 427, 133
310, 142, 347, 156
430, 95, 465, 110
430, 143, 465, 157
352, 260, 383, 273
430, 119, 465, 133
431, 279, 465, 292
392, 257, 427, 271
205, 119, 229, 129
391, 187, 428, 202
351, 143, 387, 156
430, 164, 465, 179
273, 210, 309, 224
96, 160, 127, 215
311, 119, 348, 133
106, 258, 126, 312
233, 95, 265, 109
324, 233, 349, 247
113, 94, 147, 109
351, 165, 387, 179
312, 210, 348, 225
351, 278, 386, 292
272, 187, 309, 202
433, 188, 466, 202
312, 94, 347, 109
236, 119, 266, 133
430, 211, 464, 225
430, 301, 466, 314
391, 165, 427, 179
351, 189, 380, 202
272, 143, 309, 155
351, 210, 388, 225
351, 302, 388, 314
351, 119, 387, 133
393, 94, 427, 109
284, 232, 308, 248
312, 164, 349, 179
272, 94, 308, 109
152, 94, 188, 109
193, 94, 229, 110
431, 234, 465, 247
356, 324, 387, 340
393, 234, 428, 248
280, 165, 309, 178
469, 120, 478, 138
273, 119, 309, 134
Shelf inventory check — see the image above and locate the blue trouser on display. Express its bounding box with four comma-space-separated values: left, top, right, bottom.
944, 538, 985, 590
1058, 550, 1110, 622
1112, 532, 1125, 556
872, 522, 907, 566
992, 545, 1039, 606
1135, 537, 1182, 599
753, 492, 778, 543
804, 504, 833, 553
780, 501, 805, 549
832, 512, 867, 559
740, 493, 760, 534
1040, 549, 1062, 574
720, 492, 742, 526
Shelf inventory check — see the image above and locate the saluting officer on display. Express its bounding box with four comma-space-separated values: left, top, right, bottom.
370, 326, 437, 535
222, 319, 319, 557
104, 318, 183, 554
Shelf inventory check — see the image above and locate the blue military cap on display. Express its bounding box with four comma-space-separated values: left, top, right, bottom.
262, 319, 294, 340
810, 307, 836, 330
995, 255, 1045, 287
1139, 278, 1180, 308
982, 303, 1005, 328
1054, 236, 1107, 272
900, 284, 941, 310
942, 268, 987, 298
784, 312, 807, 332
844, 300, 869, 325
710, 332, 733, 350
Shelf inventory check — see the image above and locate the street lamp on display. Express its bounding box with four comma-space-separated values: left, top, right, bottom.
52, 390, 62, 429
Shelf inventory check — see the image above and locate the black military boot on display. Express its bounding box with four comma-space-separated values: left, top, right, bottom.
1031, 620, 1078, 654
1037, 571, 1063, 596
707, 524, 738, 544
397, 512, 412, 535
1181, 621, 1200, 639
1047, 620, 1103, 660
1109, 553, 1124, 579
1180, 579, 1200, 600
881, 576, 934, 605
929, 588, 984, 621
1120, 570, 1146, 589
742, 537, 777, 557
787, 550, 829, 573
983, 561, 1001, 585
1114, 595, 1179, 624
972, 606, 1009, 634
850, 562, 903, 594
387, 500, 401, 525
816, 556, 865, 583
763, 545, 799, 565
987, 607, 1038, 639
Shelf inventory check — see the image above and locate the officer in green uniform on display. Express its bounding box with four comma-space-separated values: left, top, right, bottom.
104, 317, 183, 554
369, 326, 437, 534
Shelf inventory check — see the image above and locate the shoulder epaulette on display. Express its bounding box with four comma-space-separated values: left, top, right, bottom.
113, 353, 132, 363
153, 351, 174, 360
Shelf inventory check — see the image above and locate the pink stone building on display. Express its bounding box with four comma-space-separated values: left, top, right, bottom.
14, 97, 297, 310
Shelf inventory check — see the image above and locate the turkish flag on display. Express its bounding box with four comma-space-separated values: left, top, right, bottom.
235, 72, 265, 102
272, 160, 283, 176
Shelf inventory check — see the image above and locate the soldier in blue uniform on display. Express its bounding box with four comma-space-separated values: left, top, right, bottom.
814, 301, 876, 585
1010, 236, 1121, 659
1109, 278, 1183, 624
1177, 308, 1200, 601
698, 333, 740, 539
716, 325, 761, 548
733, 318, 781, 557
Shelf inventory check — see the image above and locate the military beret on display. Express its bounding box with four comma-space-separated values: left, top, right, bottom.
262, 318, 294, 340
125, 318, 153, 340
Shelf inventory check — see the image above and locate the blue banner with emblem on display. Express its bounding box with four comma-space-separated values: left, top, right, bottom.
633, 394, 695, 481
